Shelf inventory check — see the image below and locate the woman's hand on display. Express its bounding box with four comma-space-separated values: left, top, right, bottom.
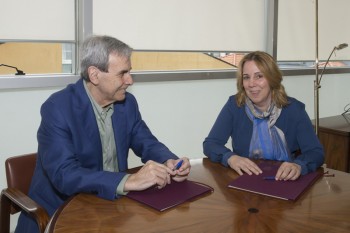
228, 155, 262, 175
275, 162, 301, 181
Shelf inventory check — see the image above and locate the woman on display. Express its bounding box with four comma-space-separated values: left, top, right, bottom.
203, 51, 324, 181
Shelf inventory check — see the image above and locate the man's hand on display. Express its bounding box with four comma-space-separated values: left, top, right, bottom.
123, 160, 175, 192
165, 157, 191, 182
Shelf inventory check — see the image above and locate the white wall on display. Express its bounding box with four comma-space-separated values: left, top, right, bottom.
1, 73, 349, 231
0, 87, 60, 232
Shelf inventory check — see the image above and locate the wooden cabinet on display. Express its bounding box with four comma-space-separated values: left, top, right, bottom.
317, 115, 350, 172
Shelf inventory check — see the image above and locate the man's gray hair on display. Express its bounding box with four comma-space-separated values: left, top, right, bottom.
80, 35, 133, 81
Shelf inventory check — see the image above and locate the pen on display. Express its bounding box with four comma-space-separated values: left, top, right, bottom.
173, 160, 183, 171
263, 176, 276, 180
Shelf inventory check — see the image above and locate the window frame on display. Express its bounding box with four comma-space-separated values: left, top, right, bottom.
0, 0, 349, 90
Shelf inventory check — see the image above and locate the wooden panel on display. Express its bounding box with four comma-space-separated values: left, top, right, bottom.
318, 130, 349, 172
317, 115, 350, 173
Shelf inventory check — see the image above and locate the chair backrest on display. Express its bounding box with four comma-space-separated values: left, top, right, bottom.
5, 153, 37, 214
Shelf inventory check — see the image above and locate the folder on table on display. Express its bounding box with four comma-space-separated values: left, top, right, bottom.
126, 180, 213, 211
227, 161, 322, 201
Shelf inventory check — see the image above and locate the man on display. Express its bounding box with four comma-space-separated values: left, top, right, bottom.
15, 35, 190, 233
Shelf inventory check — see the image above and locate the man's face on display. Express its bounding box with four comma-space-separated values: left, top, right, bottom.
91, 53, 133, 107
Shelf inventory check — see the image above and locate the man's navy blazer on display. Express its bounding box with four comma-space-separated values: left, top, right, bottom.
15, 78, 178, 233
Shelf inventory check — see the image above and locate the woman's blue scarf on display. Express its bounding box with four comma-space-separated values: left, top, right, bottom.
245, 98, 291, 161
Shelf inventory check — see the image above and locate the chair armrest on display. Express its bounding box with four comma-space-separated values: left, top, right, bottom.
1, 188, 50, 233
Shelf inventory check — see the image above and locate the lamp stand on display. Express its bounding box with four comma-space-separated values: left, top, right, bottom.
313, 0, 348, 136
314, 0, 320, 136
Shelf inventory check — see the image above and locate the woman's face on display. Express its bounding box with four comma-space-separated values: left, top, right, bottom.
242, 60, 271, 112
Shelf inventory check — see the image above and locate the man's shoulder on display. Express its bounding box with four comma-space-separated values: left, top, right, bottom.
125, 92, 136, 101
44, 79, 84, 106
114, 92, 137, 106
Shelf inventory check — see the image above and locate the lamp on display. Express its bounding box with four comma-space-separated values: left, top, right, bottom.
314, 42, 348, 135
0, 63, 26, 75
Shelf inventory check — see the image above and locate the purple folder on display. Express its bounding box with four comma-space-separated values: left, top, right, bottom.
126, 180, 213, 211
227, 161, 322, 201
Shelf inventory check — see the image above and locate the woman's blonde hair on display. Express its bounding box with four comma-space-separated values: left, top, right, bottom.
236, 51, 289, 108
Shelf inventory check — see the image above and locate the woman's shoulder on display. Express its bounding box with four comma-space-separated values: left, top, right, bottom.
286, 96, 306, 110
228, 95, 236, 102
221, 95, 246, 116
225, 95, 241, 108
281, 97, 310, 122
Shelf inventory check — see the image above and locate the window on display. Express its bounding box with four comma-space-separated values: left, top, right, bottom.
62, 43, 75, 74
1, 0, 349, 89
93, 0, 264, 76
0, 42, 75, 75
0, 0, 76, 76
277, 0, 350, 70
131, 51, 235, 72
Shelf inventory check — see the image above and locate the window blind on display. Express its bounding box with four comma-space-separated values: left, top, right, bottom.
0, 0, 75, 41
93, 0, 266, 51
278, 0, 350, 61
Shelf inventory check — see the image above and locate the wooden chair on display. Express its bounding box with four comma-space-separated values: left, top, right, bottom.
0, 153, 50, 233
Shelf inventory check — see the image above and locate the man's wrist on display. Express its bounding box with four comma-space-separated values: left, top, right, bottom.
117, 174, 131, 195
